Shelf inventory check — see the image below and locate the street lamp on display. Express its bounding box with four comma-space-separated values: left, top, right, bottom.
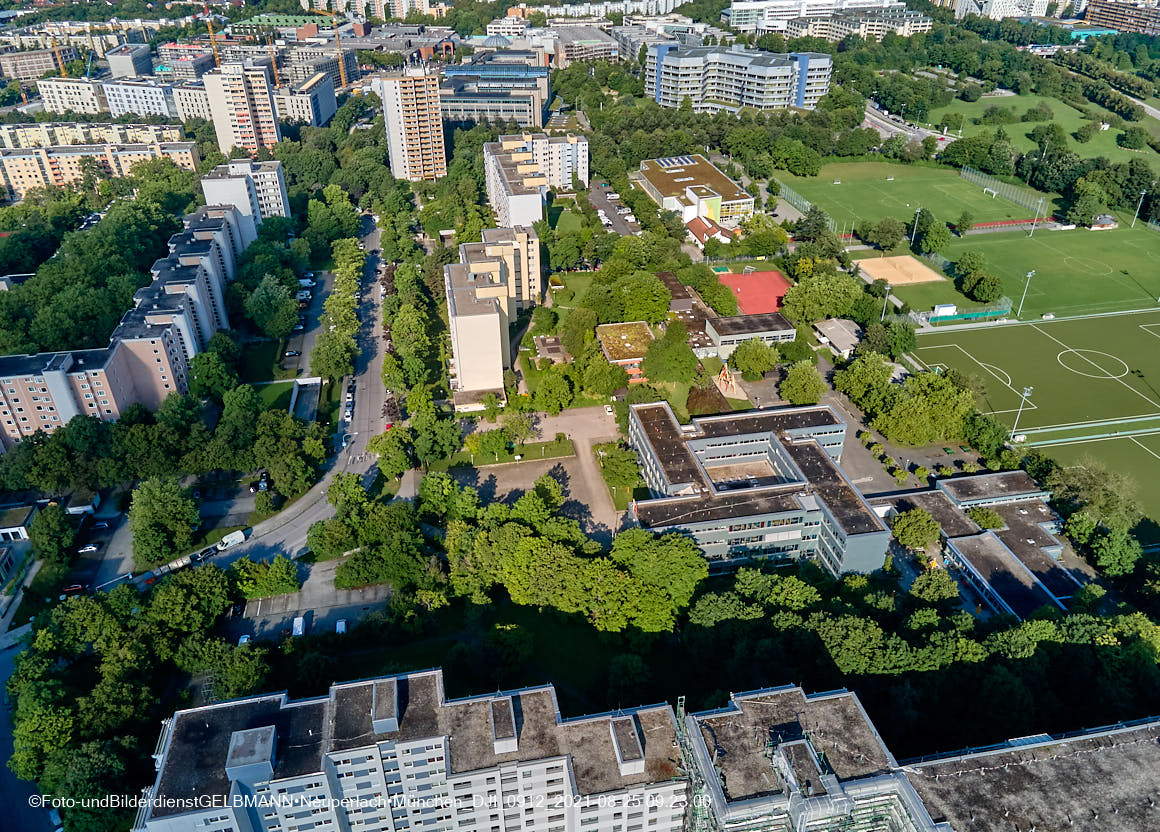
1011, 386, 1034, 440
910, 208, 922, 245
1017, 269, 1035, 318
880, 287, 891, 322
1131, 190, 1148, 228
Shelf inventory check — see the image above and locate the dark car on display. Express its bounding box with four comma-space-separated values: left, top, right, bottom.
92, 520, 110, 530
61, 584, 89, 596
284, 350, 301, 357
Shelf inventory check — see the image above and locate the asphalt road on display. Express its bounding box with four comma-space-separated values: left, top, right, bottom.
0, 645, 52, 832
587, 184, 639, 236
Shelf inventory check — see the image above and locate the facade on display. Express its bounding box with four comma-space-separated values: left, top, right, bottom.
0, 122, 183, 149
784, 8, 933, 39
284, 46, 359, 91
556, 25, 620, 64
0, 205, 251, 449
374, 68, 448, 182
646, 44, 832, 112
106, 43, 154, 78
445, 226, 540, 404
483, 133, 589, 226
272, 72, 338, 126
203, 62, 282, 155
705, 312, 795, 358
442, 51, 551, 118
36, 76, 108, 115
0, 142, 199, 201
102, 78, 180, 119
0, 46, 77, 81
721, 0, 908, 32
439, 74, 547, 128
638, 155, 754, 226
201, 160, 291, 231
628, 401, 889, 574
173, 80, 213, 122
1084, 0, 1160, 31
153, 46, 216, 81
954, 0, 1048, 19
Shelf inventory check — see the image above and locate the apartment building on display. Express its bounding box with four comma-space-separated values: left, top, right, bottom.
0, 205, 251, 449
153, 44, 216, 81
954, 0, 1048, 19
784, 7, 933, 39
284, 45, 359, 91
0, 122, 183, 149
1084, 0, 1160, 34
0, 142, 199, 201
0, 46, 77, 81
721, 0, 907, 31
203, 62, 282, 155
439, 73, 548, 128
173, 80, 213, 121
36, 76, 108, 115
646, 44, 832, 112
638, 154, 754, 226
628, 401, 889, 574
374, 68, 448, 182
201, 160, 291, 230
483, 133, 588, 226
272, 71, 338, 126
102, 77, 180, 119
106, 43, 154, 78
446, 226, 540, 404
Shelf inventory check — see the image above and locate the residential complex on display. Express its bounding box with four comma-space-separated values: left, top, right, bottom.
0, 204, 253, 449
1083, 0, 1160, 33
273, 72, 338, 126
106, 43, 154, 78
173, 80, 214, 122
445, 226, 540, 404
201, 160, 292, 231
645, 44, 832, 112
483, 133, 589, 227
638, 155, 754, 227
0, 142, 199, 201
36, 77, 108, 115
153, 44, 216, 81
284, 45, 360, 92
784, 8, 933, 40
628, 401, 889, 574
374, 68, 448, 182
0, 46, 77, 81
0, 122, 183, 149
102, 78, 181, 119
203, 62, 282, 155
721, 0, 909, 32
954, 0, 1048, 19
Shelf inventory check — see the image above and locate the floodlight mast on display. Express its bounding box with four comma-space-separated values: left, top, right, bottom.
1011, 386, 1034, 440
1017, 270, 1035, 318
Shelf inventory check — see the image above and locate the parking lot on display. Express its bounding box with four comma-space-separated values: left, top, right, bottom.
588, 184, 639, 236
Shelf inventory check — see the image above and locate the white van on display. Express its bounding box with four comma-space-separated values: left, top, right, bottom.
292, 616, 306, 637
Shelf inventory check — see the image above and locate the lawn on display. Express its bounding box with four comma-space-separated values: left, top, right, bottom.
555, 208, 584, 235
926, 93, 1160, 167
256, 380, 295, 412
10, 559, 70, 627
444, 436, 576, 469
550, 270, 596, 307
519, 352, 608, 410
776, 161, 1046, 229
239, 339, 295, 384
913, 310, 1160, 528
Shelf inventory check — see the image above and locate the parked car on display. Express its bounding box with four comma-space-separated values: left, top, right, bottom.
336, 619, 347, 634
92, 520, 110, 530
195, 547, 216, 561
292, 616, 306, 637
293, 322, 305, 331
248, 481, 259, 493
238, 634, 251, 645
298, 278, 316, 288
284, 350, 301, 357
78, 543, 100, 554
607, 192, 620, 200
345, 389, 354, 402
216, 529, 246, 551
605, 405, 614, 416
60, 584, 88, 596
344, 407, 353, 422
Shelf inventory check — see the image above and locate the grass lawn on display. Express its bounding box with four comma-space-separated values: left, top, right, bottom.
776, 161, 1047, 229
913, 310, 1160, 529
256, 380, 295, 412
444, 437, 575, 469
240, 340, 295, 384
926, 93, 1160, 168
555, 209, 584, 235
519, 352, 607, 410
9, 559, 70, 627
550, 271, 596, 307
655, 380, 691, 422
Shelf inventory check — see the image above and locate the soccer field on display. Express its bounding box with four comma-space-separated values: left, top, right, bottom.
914, 311, 1160, 525
775, 162, 1047, 228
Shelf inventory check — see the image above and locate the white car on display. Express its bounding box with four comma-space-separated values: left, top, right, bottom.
238, 634, 251, 646
605, 405, 614, 416
344, 408, 353, 422
78, 543, 100, 554
336, 619, 347, 634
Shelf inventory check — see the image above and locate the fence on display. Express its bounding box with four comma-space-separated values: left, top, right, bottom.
917, 295, 1013, 325
1147, 219, 1160, 236
960, 166, 1047, 218
772, 178, 837, 233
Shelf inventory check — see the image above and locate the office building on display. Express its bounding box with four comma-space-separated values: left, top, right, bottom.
721, 0, 908, 32
0, 142, 199, 201
173, 80, 213, 121
102, 78, 180, 119
203, 62, 282, 155
443, 51, 551, 116
284, 46, 359, 91
0, 205, 251, 449
638, 155, 754, 226
533, 0, 681, 15
1084, 0, 1160, 33
784, 7, 933, 39
273, 72, 337, 126
0, 122, 183, 149
628, 401, 889, 573
446, 226, 540, 405
487, 16, 530, 36
374, 69, 447, 182
646, 44, 832, 112
483, 133, 588, 226
36, 77, 108, 115
201, 160, 291, 233
106, 43, 154, 78
555, 25, 621, 64
439, 74, 547, 128
0, 46, 77, 82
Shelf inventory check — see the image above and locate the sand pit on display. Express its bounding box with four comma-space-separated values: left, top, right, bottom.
859, 255, 945, 286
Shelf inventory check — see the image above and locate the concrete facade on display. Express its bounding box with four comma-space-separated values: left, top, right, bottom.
203, 62, 282, 155
102, 78, 180, 119
272, 72, 337, 126
36, 76, 108, 115
106, 43, 154, 78
375, 69, 448, 182
0, 142, 199, 201
201, 160, 291, 228
721, 0, 907, 32
483, 133, 588, 227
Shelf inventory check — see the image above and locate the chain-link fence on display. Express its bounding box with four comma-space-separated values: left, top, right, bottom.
960, 166, 1047, 217
771, 178, 837, 232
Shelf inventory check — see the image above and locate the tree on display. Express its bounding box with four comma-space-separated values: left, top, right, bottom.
781, 272, 863, 324
957, 210, 975, 235
410, 410, 460, 468
966, 507, 1005, 529
910, 568, 960, 604
618, 272, 671, 324
561, 307, 597, 358
920, 221, 952, 256
188, 352, 238, 401
582, 353, 629, 396
728, 339, 778, 381
128, 477, 200, 568
245, 275, 298, 339
29, 504, 75, 564
1090, 528, 1142, 576
865, 217, 906, 251
780, 361, 827, 405
891, 507, 940, 551
1066, 177, 1107, 227
310, 331, 358, 381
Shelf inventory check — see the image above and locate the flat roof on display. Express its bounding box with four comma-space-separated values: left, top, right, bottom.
596, 321, 653, 362
991, 502, 1080, 600
0, 504, 34, 529
708, 312, 793, 337
781, 439, 883, 535
950, 533, 1059, 619
939, 470, 1044, 504
654, 271, 692, 304
639, 154, 750, 204
632, 402, 700, 486
716, 270, 791, 315
813, 318, 861, 351
869, 490, 981, 539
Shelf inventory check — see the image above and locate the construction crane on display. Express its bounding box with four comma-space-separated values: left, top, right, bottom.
266, 32, 281, 87
202, 3, 221, 68
313, 11, 348, 90
85, 51, 94, 78
50, 35, 68, 77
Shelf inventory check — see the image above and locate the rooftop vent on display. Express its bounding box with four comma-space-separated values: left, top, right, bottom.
372, 679, 399, 733
610, 716, 645, 777
490, 696, 518, 754
225, 725, 276, 786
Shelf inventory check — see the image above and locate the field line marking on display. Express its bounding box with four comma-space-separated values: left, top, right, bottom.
1130, 437, 1160, 463
1028, 431, 1160, 449
914, 343, 1032, 406
1140, 323, 1160, 341
1016, 412, 1160, 431
1029, 324, 1160, 412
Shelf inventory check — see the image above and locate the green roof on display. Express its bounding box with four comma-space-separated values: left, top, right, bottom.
0, 504, 34, 529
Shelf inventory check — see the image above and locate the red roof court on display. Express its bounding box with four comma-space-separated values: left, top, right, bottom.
717, 270, 792, 314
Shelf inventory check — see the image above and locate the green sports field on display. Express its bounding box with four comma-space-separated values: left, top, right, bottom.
890, 222, 1160, 319
775, 162, 1048, 229
913, 311, 1160, 526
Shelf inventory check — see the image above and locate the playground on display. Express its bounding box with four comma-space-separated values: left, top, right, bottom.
913, 310, 1160, 524
858, 255, 945, 286
775, 162, 1045, 229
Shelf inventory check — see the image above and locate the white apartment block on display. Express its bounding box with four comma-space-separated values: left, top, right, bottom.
0, 122, 183, 149
273, 72, 338, 126
374, 69, 447, 182
173, 81, 212, 122
201, 160, 291, 233
298, 0, 448, 17
721, 0, 908, 32
203, 62, 282, 155
102, 78, 180, 119
534, 0, 680, 17
36, 77, 108, 115
954, 0, 1047, 19
106, 43, 154, 78
483, 133, 588, 227
784, 8, 933, 40
645, 44, 832, 112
